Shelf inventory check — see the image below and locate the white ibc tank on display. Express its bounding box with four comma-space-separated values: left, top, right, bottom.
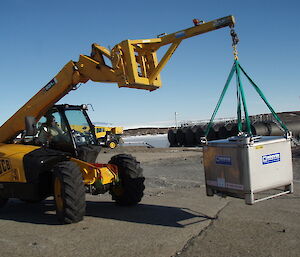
203, 135, 293, 204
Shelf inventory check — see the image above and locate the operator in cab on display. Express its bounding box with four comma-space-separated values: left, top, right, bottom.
37, 114, 67, 145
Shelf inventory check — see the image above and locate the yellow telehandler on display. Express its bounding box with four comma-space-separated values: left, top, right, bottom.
0, 15, 235, 223
95, 126, 123, 149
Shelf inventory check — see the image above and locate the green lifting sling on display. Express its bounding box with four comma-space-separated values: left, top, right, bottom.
204, 60, 289, 139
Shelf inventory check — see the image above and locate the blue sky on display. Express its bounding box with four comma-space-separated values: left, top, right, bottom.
1, 0, 299, 127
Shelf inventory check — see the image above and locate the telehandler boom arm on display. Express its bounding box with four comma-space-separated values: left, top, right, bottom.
0, 15, 235, 143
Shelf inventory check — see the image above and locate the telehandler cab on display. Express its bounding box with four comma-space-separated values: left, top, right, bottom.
0, 15, 235, 223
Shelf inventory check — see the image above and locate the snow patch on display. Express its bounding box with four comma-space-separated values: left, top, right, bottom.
122, 134, 169, 148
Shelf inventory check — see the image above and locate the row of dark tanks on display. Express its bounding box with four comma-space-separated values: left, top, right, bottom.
168, 119, 300, 147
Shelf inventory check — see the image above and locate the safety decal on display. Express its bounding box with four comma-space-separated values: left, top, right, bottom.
44, 77, 58, 91
213, 17, 228, 28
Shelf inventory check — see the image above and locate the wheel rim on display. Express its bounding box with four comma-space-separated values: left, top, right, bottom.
109, 141, 117, 149
54, 177, 64, 211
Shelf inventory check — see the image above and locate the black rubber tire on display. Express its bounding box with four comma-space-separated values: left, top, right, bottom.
109, 154, 145, 206
176, 128, 185, 146
0, 197, 8, 208
168, 129, 178, 147
184, 127, 196, 146
52, 161, 86, 224
194, 125, 205, 145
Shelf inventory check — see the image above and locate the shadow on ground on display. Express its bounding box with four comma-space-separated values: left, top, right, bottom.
85, 201, 214, 227
0, 199, 215, 227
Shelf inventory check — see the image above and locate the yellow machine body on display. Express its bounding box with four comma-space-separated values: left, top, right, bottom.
95, 126, 123, 139
0, 144, 38, 183
0, 143, 117, 186
0, 15, 235, 223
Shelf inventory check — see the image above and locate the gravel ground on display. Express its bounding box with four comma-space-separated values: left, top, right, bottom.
0, 145, 299, 257
99, 145, 300, 257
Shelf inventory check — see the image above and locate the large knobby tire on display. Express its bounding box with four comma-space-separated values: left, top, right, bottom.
109, 154, 145, 206
52, 161, 86, 224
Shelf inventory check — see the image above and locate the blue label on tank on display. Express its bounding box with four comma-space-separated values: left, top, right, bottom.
262, 153, 280, 165
215, 155, 232, 165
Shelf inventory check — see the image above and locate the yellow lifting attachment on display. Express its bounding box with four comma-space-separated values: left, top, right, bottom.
78, 15, 235, 91
0, 15, 235, 143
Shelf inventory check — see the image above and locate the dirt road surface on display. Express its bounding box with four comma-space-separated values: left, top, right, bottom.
0, 146, 299, 257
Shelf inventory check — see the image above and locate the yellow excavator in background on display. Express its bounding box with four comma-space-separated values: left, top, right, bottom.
0, 15, 235, 223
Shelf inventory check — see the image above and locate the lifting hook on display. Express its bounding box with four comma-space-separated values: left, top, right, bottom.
230, 26, 239, 60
